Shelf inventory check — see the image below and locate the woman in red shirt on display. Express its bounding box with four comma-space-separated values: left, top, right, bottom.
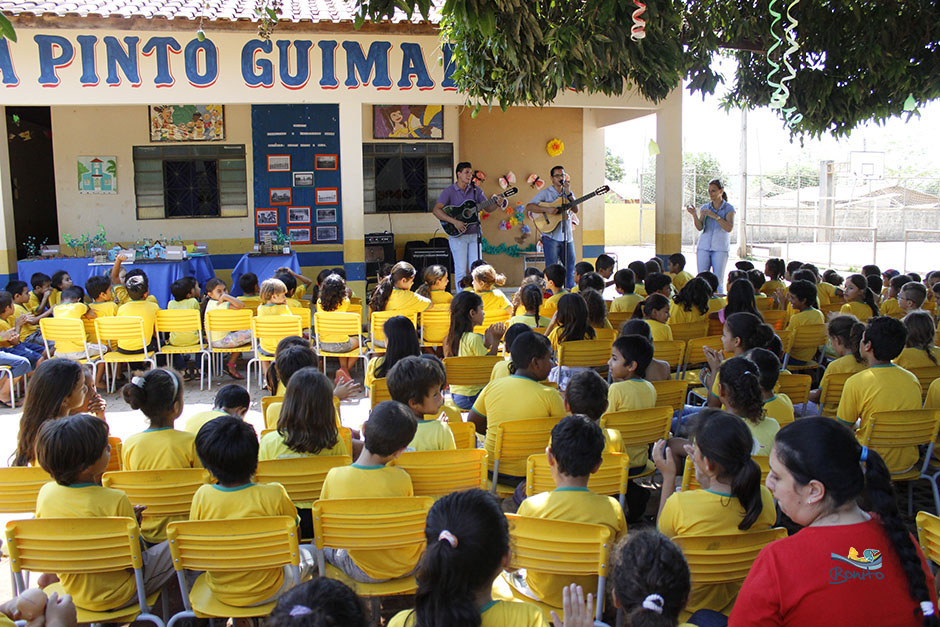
731, 418, 938, 626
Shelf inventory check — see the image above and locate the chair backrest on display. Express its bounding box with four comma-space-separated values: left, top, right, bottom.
651, 380, 689, 413
443, 355, 503, 389
777, 328, 793, 355
251, 315, 303, 355
682, 336, 724, 372
608, 311, 630, 332
668, 320, 709, 343
39, 318, 91, 359
314, 311, 362, 353
154, 309, 204, 350
775, 373, 812, 405
0, 466, 53, 513
419, 308, 451, 346
101, 469, 210, 519
107, 436, 122, 472
681, 454, 770, 491
908, 366, 940, 400
312, 497, 432, 554
593, 327, 617, 343
448, 420, 478, 449
493, 417, 559, 474
762, 309, 787, 330
857, 409, 940, 473
371, 377, 393, 409
288, 306, 312, 334
392, 449, 488, 497
653, 340, 686, 371
94, 316, 149, 355
557, 339, 612, 368
261, 395, 284, 417
674, 528, 787, 586
600, 407, 672, 450
205, 309, 253, 345
916, 511, 940, 567
789, 323, 827, 354
370, 310, 417, 346
819, 372, 853, 417
707, 314, 723, 337
254, 456, 353, 503
755, 297, 773, 312
526, 452, 629, 500
474, 309, 511, 335
166, 516, 301, 572
819, 303, 842, 317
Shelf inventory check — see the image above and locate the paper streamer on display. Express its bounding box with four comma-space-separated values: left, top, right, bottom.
631, 1, 647, 41
903, 94, 917, 112
766, 0, 802, 127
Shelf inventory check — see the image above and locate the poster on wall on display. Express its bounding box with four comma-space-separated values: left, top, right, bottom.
78, 156, 117, 194
316, 208, 337, 224
150, 105, 224, 142
288, 207, 311, 224
316, 226, 338, 242
373, 105, 444, 139
287, 227, 312, 244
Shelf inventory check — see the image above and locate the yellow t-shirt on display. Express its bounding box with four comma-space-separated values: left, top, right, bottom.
122, 428, 200, 470
541, 290, 568, 318
837, 364, 922, 473
708, 296, 727, 313
316, 298, 349, 312
817, 281, 837, 306
476, 289, 513, 313
507, 313, 548, 328
819, 354, 868, 415
451, 332, 489, 396
184, 409, 228, 434
388, 601, 549, 627
894, 346, 940, 371
406, 418, 457, 452
669, 303, 709, 325
489, 358, 512, 381
670, 270, 694, 292
840, 300, 876, 322
635, 285, 648, 297
27, 290, 45, 312
647, 319, 673, 342
87, 300, 118, 342
610, 293, 643, 314
12, 303, 37, 342
429, 290, 452, 308
760, 279, 785, 297
116, 300, 160, 350
745, 416, 780, 456
472, 375, 566, 476
294, 283, 308, 300
204, 299, 233, 342
517, 487, 627, 607
258, 430, 348, 460
48, 288, 61, 308
52, 302, 89, 352
879, 298, 904, 318
0, 317, 13, 348
265, 398, 342, 431
762, 393, 794, 429
285, 297, 303, 309
112, 284, 159, 306
36, 482, 138, 611
926, 378, 940, 410
658, 486, 777, 616
167, 298, 201, 346
607, 379, 657, 468
190, 482, 298, 606
365, 355, 384, 390
385, 288, 431, 315
238, 295, 261, 310
320, 464, 416, 579
786, 308, 825, 361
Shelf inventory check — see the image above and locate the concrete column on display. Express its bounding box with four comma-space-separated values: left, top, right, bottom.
0, 107, 19, 285
580, 108, 606, 260
339, 101, 366, 299
655, 87, 683, 255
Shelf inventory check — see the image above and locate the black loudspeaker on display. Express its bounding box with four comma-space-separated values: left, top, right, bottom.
364, 232, 395, 282
404, 239, 452, 279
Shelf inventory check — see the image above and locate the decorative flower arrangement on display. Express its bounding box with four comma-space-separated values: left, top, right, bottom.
546, 138, 565, 157
22, 235, 49, 259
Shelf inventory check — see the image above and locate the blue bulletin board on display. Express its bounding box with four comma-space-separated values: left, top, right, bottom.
251, 104, 342, 245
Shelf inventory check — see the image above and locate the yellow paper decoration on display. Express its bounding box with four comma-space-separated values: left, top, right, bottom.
546, 138, 565, 157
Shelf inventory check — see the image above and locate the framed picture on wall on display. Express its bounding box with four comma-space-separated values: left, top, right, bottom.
255, 208, 278, 227
267, 155, 291, 172
316, 226, 338, 242
288, 207, 311, 224
372, 105, 444, 139
257, 228, 279, 242
314, 154, 338, 170
316, 207, 337, 224
293, 171, 314, 187
270, 188, 292, 205
315, 188, 338, 205
287, 227, 312, 244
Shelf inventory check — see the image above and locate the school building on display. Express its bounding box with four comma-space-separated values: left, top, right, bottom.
0, 2, 684, 295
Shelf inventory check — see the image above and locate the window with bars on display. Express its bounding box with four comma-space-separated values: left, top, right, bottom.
133, 144, 248, 219
363, 142, 453, 214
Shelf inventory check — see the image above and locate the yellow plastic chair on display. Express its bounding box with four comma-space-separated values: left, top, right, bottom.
906, 366, 940, 402
857, 408, 940, 514
288, 306, 313, 337
248, 315, 303, 393
6, 517, 163, 626
680, 335, 724, 382
369, 310, 417, 352
668, 320, 709, 343
557, 339, 612, 369
254, 455, 353, 506
607, 311, 631, 333
782, 323, 827, 371
491, 417, 558, 495
443, 355, 503, 401
107, 436, 123, 472
392, 449, 488, 497
154, 309, 209, 390
600, 406, 672, 479
526, 452, 630, 507
681, 455, 770, 491
775, 373, 812, 416
0, 466, 51, 514
101, 469, 210, 543
312, 497, 433, 621
39, 319, 103, 386
449, 420, 478, 449
314, 311, 368, 372
818, 372, 853, 418
755, 297, 774, 312
93, 316, 156, 392
204, 309, 254, 388
777, 328, 793, 355
165, 516, 303, 624
706, 315, 724, 337
916, 511, 940, 571
261, 395, 284, 419
762, 309, 787, 331
593, 327, 617, 343
419, 308, 451, 348
370, 377, 393, 409
652, 380, 689, 414
474, 308, 512, 335
820, 302, 842, 318
674, 528, 787, 619
653, 340, 686, 375
501, 514, 612, 623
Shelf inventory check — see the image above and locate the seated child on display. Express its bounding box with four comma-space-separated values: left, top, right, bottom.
316, 273, 361, 376
7, 278, 50, 345
166, 277, 201, 376
192, 416, 314, 605
387, 355, 454, 451
237, 272, 261, 309
515, 415, 627, 607
266, 579, 368, 627
35, 414, 175, 611
28, 272, 53, 316
109, 255, 158, 305
667, 253, 694, 292
14, 359, 88, 466
746, 347, 794, 429
805, 314, 867, 415
670, 277, 711, 325
620, 319, 671, 381
564, 369, 616, 452
51, 286, 109, 359
508, 283, 547, 328
275, 267, 312, 303
489, 323, 534, 381
784, 279, 825, 362
577, 271, 606, 294
49, 269, 73, 308
0, 288, 44, 367
320, 401, 418, 583
610, 268, 643, 314
185, 383, 251, 434
540, 263, 568, 318
443, 291, 505, 409
717, 357, 780, 455
595, 253, 616, 284
546, 293, 596, 352
272, 272, 302, 309
581, 288, 612, 331
203, 277, 250, 379
840, 274, 880, 321
369, 261, 431, 316
762, 258, 787, 296
85, 275, 117, 338
365, 315, 420, 390
472, 264, 513, 313
634, 294, 673, 341
415, 264, 451, 308
571, 261, 594, 292
894, 310, 940, 371
644, 272, 673, 299
115, 276, 159, 354
628, 260, 648, 297
899, 281, 927, 314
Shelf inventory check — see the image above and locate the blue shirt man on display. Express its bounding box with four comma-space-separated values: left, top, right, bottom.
526, 165, 578, 288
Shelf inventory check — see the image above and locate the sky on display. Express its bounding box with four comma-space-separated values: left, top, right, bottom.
604, 56, 940, 185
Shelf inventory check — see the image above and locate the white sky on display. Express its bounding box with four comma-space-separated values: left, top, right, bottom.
605, 57, 940, 184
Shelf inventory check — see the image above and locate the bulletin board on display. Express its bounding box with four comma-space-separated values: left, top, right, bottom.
251, 104, 342, 245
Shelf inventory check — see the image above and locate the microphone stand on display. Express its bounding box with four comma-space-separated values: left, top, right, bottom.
470, 180, 483, 267
561, 180, 572, 288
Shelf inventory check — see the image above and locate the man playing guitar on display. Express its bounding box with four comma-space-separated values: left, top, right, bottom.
526, 165, 577, 288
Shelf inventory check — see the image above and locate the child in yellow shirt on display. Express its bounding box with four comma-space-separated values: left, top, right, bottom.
386, 355, 454, 451
639, 294, 673, 341
507, 283, 548, 328
236, 272, 261, 312
8, 279, 51, 344
880, 274, 911, 318
443, 291, 505, 408
595, 252, 616, 285
472, 264, 513, 313
644, 272, 673, 299
109, 255, 159, 306
805, 314, 867, 415
840, 273, 879, 321
747, 347, 794, 429
540, 263, 568, 319
51, 286, 109, 359
610, 268, 643, 314
369, 261, 431, 316
761, 258, 786, 297
0, 288, 44, 368
667, 252, 694, 292
115, 275, 160, 355
166, 277, 202, 377
627, 261, 648, 297
204, 277, 250, 379
582, 288, 613, 333
894, 310, 940, 371
571, 261, 594, 293
784, 279, 825, 362
670, 277, 711, 325
274, 266, 312, 303
27, 272, 53, 316
49, 269, 74, 308
315, 274, 361, 376
185, 384, 250, 435
415, 264, 452, 309
256, 278, 293, 371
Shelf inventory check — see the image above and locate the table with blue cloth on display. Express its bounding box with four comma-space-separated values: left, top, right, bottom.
16, 256, 215, 308
229, 253, 299, 296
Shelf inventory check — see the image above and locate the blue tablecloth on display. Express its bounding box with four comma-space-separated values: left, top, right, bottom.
229, 253, 299, 296
16, 256, 216, 308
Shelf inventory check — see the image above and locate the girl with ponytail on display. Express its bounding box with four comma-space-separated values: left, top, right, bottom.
509, 283, 546, 328
267, 579, 368, 627
803, 314, 868, 415
718, 357, 779, 455
633, 293, 673, 341
368, 261, 431, 316
896, 310, 940, 370
840, 273, 880, 321
653, 409, 775, 617
731, 418, 939, 626
701, 312, 776, 409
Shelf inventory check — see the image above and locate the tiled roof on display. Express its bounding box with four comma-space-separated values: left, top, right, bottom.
0, 0, 443, 23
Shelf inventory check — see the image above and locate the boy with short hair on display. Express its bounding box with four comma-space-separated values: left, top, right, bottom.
565, 369, 624, 453
881, 274, 912, 318
595, 254, 616, 282
185, 384, 251, 434
28, 272, 53, 314
490, 323, 534, 381
571, 261, 594, 293
541, 263, 568, 318
900, 282, 927, 314
516, 415, 627, 607
35, 414, 175, 612
237, 272, 261, 310
85, 275, 117, 317
0, 289, 44, 366
667, 253, 693, 291
644, 272, 673, 298
320, 401, 417, 582
627, 261, 648, 297
275, 266, 313, 301
109, 255, 158, 305
610, 269, 643, 314
386, 355, 455, 451
7, 279, 51, 344
115, 275, 160, 353
837, 316, 922, 473
274, 272, 303, 308
191, 416, 313, 606
52, 286, 109, 360
167, 277, 202, 376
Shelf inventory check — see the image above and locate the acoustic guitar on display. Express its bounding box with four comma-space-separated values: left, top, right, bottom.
439, 187, 518, 236
529, 185, 610, 236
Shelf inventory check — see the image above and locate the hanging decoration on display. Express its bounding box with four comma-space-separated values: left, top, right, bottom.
630, 1, 647, 41
473, 170, 487, 185
527, 174, 545, 189
766, 0, 803, 128
498, 171, 517, 189
481, 237, 537, 258
648, 139, 660, 156
546, 138, 565, 157
903, 94, 918, 112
